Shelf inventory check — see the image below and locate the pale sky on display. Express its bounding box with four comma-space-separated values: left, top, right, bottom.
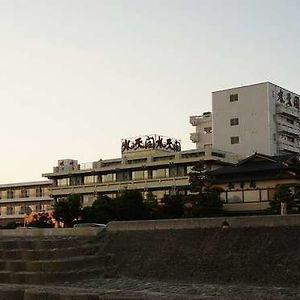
0, 0, 300, 183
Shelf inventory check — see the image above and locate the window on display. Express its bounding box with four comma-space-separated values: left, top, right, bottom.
6, 206, 14, 215
152, 168, 169, 179
102, 173, 116, 183
231, 136, 239, 144
181, 152, 205, 159
116, 171, 131, 182
57, 178, 70, 187
36, 203, 42, 212
21, 188, 29, 198
287, 136, 295, 143
203, 127, 212, 134
70, 176, 83, 186
230, 118, 239, 126
7, 189, 14, 199
84, 176, 95, 185
287, 118, 294, 125
244, 190, 259, 202
132, 171, 148, 180
230, 94, 238, 102
36, 187, 43, 197
227, 191, 242, 203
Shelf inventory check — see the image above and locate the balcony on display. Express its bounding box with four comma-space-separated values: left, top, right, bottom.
190, 132, 200, 142
49, 176, 189, 196
190, 114, 212, 126
277, 123, 300, 137
190, 132, 212, 145
277, 138, 300, 153
276, 103, 300, 119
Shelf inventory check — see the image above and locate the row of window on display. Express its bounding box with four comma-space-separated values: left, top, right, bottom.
0, 187, 46, 200
56, 166, 195, 187
279, 134, 299, 145
3, 203, 52, 216
221, 188, 274, 204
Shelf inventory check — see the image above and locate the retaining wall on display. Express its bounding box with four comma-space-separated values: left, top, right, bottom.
0, 227, 102, 237
106, 214, 300, 231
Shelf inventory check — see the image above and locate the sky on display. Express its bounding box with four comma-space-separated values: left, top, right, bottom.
0, 0, 300, 183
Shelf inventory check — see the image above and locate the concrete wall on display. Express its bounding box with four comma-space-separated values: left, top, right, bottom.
106, 214, 300, 231
212, 82, 272, 156
0, 227, 103, 237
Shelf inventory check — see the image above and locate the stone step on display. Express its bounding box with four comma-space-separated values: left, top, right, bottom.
0, 237, 97, 250
0, 243, 101, 260
0, 284, 172, 300
0, 254, 104, 272
6, 266, 111, 284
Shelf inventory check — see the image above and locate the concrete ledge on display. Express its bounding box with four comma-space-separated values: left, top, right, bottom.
0, 227, 103, 237
0, 286, 24, 300
106, 214, 300, 231
23, 287, 103, 300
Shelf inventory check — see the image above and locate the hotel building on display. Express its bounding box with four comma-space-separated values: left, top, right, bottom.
42, 135, 240, 208
0, 181, 53, 226
191, 82, 300, 156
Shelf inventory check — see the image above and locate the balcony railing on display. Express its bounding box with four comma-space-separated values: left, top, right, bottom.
276, 103, 300, 119
190, 114, 212, 126
190, 132, 201, 142
277, 123, 300, 137
278, 139, 300, 153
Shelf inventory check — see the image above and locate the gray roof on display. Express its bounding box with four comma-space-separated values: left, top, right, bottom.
0, 180, 52, 189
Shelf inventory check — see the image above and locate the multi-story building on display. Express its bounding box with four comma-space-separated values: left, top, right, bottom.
0, 181, 53, 226
191, 82, 300, 156
42, 135, 240, 207
189, 112, 212, 149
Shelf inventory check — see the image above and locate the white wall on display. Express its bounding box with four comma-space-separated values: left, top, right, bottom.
212, 82, 273, 156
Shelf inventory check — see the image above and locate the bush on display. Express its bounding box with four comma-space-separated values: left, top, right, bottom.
27, 211, 54, 228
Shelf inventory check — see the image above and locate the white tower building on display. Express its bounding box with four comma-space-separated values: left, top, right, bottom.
191, 82, 300, 156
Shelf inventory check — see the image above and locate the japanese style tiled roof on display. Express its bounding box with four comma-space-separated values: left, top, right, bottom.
210, 153, 300, 181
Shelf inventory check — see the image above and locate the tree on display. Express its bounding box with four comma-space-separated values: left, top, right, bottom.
268, 185, 300, 214
189, 161, 212, 194
144, 192, 164, 219
190, 187, 224, 217
115, 190, 147, 221
53, 194, 82, 227
161, 194, 184, 219
188, 161, 224, 217
82, 195, 115, 224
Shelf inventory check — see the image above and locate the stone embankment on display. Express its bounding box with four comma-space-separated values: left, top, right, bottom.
102, 226, 300, 287
0, 236, 116, 285
1, 215, 300, 299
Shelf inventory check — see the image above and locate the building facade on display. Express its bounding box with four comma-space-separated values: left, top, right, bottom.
210, 153, 300, 213
191, 82, 300, 156
0, 181, 53, 226
43, 135, 240, 207
190, 112, 213, 149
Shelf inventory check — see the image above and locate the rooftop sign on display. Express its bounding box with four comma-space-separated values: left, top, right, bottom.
276, 87, 300, 109
121, 135, 181, 153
